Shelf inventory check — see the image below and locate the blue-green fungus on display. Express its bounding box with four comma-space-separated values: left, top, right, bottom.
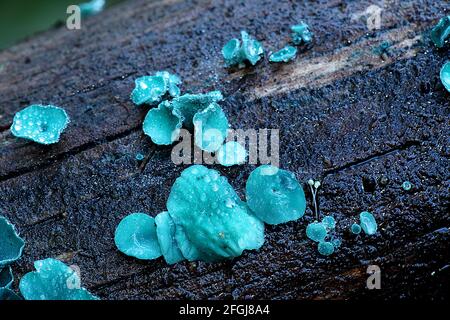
131, 75, 167, 106
0, 216, 25, 267
359, 211, 377, 235
269, 45, 297, 63
167, 165, 265, 262
321, 216, 336, 230
0, 266, 13, 289
291, 22, 313, 45
143, 100, 183, 145
11, 105, 70, 145
306, 222, 327, 242
351, 223, 362, 235
318, 241, 334, 256
79, 0, 105, 17
135, 152, 145, 161
440, 61, 450, 92
155, 211, 185, 265
222, 31, 264, 68
174, 224, 203, 261
217, 141, 247, 166
114, 213, 162, 260
0, 288, 22, 300
331, 238, 341, 248
193, 103, 229, 152
171, 91, 223, 129
156, 71, 182, 97
430, 16, 450, 48
19, 258, 99, 300
245, 165, 306, 225
402, 181, 413, 191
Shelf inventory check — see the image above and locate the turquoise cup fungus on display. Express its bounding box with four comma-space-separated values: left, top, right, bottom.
155, 211, 185, 265
0, 216, 25, 267
440, 62, 450, 92
306, 222, 327, 242
222, 31, 264, 68
143, 100, 183, 145
0, 266, 13, 289
114, 213, 162, 260
19, 258, 99, 300
291, 22, 313, 45
10, 105, 70, 144
269, 46, 297, 63
359, 211, 377, 235
245, 165, 306, 225
193, 103, 229, 152
430, 16, 450, 48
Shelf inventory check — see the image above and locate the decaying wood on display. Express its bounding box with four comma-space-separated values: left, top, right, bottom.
0, 0, 448, 300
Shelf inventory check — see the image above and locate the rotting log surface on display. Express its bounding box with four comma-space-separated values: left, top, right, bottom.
0, 0, 449, 300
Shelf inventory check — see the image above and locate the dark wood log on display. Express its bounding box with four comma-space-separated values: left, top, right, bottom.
0, 0, 448, 300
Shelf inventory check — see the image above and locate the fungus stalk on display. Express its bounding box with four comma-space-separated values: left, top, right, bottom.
307, 179, 321, 221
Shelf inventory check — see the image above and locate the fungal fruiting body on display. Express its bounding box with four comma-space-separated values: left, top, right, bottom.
318, 241, 334, 256
402, 181, 413, 191
359, 211, 377, 235
430, 16, 450, 48
193, 103, 229, 152
217, 141, 247, 166
10, 105, 69, 144
222, 31, 264, 68
131, 71, 181, 106
246, 165, 306, 225
0, 266, 13, 289
306, 222, 327, 242
114, 213, 162, 260
0, 216, 25, 267
79, 0, 105, 17
143, 100, 183, 145
19, 259, 98, 300
167, 165, 265, 262
154, 211, 185, 264
291, 22, 313, 45
351, 223, 362, 235
440, 62, 450, 92
269, 46, 297, 63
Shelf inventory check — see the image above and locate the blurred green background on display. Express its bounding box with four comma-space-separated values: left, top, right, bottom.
0, 0, 124, 50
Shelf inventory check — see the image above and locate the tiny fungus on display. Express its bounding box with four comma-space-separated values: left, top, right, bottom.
79, 0, 105, 17
154, 211, 185, 265
10, 105, 70, 144
322, 215, 336, 230
359, 211, 378, 235
168, 165, 265, 262
0, 216, 25, 267
351, 223, 362, 235
193, 103, 229, 152
143, 100, 183, 145
0, 266, 13, 289
217, 141, 247, 166
306, 222, 327, 242
245, 165, 306, 225
114, 213, 162, 260
291, 22, 313, 45
402, 181, 413, 191
318, 241, 334, 256
440, 61, 450, 92
171, 91, 223, 129
430, 16, 450, 48
269, 45, 297, 63
222, 31, 264, 68
131, 71, 181, 106
135, 152, 145, 161
19, 258, 98, 300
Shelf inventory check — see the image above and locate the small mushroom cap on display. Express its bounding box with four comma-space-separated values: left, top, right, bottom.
321, 216, 336, 230
155, 211, 185, 264
318, 241, 334, 256
10, 105, 69, 145
143, 100, 183, 145
0, 216, 25, 267
430, 16, 450, 48
193, 103, 229, 152
246, 165, 306, 225
351, 223, 362, 235
440, 62, 450, 92
269, 45, 297, 63
217, 141, 247, 166
114, 213, 162, 260
291, 22, 313, 45
19, 258, 98, 300
131, 75, 167, 106
306, 222, 327, 242
359, 211, 378, 235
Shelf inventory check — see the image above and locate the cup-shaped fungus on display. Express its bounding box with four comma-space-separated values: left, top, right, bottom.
154, 211, 185, 265
143, 101, 183, 145
440, 61, 450, 92
430, 16, 450, 48
0, 266, 13, 289
10, 105, 69, 144
0, 216, 25, 267
222, 31, 264, 68
359, 211, 378, 235
193, 103, 229, 152
269, 46, 297, 63
291, 22, 313, 45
